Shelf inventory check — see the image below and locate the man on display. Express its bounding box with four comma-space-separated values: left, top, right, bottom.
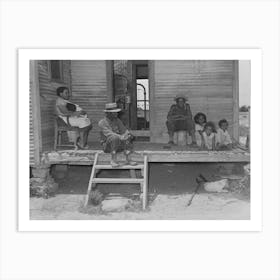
98, 103, 136, 167
166, 93, 196, 146
55, 86, 92, 149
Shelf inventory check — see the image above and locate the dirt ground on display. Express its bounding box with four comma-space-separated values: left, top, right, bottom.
30, 163, 250, 220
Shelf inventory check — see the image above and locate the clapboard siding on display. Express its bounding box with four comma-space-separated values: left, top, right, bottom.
29, 79, 35, 166
71, 60, 109, 142
38, 60, 71, 151
150, 60, 236, 143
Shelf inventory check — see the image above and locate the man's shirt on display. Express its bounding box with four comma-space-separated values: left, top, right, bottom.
98, 117, 127, 143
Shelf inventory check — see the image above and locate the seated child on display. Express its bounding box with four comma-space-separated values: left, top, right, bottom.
202, 122, 216, 151
216, 119, 232, 150
194, 112, 207, 147
66, 102, 87, 117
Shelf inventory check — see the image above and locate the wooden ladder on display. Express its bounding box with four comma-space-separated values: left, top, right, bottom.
84, 153, 148, 210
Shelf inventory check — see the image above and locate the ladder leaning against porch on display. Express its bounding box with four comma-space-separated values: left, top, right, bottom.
84, 152, 149, 210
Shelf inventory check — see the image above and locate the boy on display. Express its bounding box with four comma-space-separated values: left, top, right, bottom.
216, 119, 232, 150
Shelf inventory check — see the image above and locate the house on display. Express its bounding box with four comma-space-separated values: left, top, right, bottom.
30, 59, 247, 168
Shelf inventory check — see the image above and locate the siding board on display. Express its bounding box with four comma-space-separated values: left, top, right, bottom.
70, 60, 109, 142
39, 60, 71, 152
151, 60, 236, 143
29, 80, 35, 166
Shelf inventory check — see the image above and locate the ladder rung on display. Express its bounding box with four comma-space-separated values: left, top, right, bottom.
92, 178, 144, 184
95, 164, 144, 170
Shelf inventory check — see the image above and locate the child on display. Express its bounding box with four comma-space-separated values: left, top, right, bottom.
202, 122, 216, 150
194, 112, 207, 147
216, 119, 232, 150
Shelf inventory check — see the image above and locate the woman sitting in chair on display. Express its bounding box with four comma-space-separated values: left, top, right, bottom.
55, 86, 92, 149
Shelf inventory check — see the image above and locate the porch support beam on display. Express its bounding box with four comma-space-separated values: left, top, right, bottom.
233, 60, 239, 141
106, 60, 114, 102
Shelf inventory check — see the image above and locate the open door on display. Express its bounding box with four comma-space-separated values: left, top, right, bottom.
113, 60, 150, 139
130, 61, 150, 138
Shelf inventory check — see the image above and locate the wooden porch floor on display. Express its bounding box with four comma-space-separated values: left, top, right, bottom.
42, 141, 250, 165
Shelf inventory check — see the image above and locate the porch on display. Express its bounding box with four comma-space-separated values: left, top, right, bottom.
42, 142, 250, 165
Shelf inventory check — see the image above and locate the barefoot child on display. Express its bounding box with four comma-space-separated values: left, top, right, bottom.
202, 122, 216, 150
194, 112, 207, 147
216, 119, 232, 150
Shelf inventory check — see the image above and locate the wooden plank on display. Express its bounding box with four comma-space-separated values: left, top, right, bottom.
130, 62, 137, 129
44, 149, 250, 165
29, 76, 35, 166
130, 130, 150, 137
152, 60, 236, 143
84, 152, 99, 207
146, 153, 250, 163
30, 60, 42, 166
142, 155, 148, 210
95, 164, 144, 169
38, 60, 72, 152
106, 60, 114, 102
232, 60, 239, 141
92, 178, 144, 184
71, 60, 108, 142
148, 60, 156, 142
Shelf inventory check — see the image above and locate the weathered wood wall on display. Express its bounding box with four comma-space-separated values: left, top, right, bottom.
38, 60, 71, 151
29, 79, 35, 166
30, 59, 239, 163
70, 60, 112, 142
149, 60, 238, 143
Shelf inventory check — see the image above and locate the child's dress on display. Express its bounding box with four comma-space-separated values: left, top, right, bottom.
202, 132, 215, 150
195, 123, 204, 147
216, 128, 232, 146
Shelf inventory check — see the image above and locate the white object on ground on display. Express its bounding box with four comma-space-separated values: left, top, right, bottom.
101, 198, 131, 212
204, 179, 229, 193
244, 164, 250, 176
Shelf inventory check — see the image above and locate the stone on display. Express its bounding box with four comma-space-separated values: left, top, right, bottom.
30, 168, 58, 198
101, 198, 132, 212
204, 179, 229, 193
30, 177, 45, 184
32, 167, 50, 179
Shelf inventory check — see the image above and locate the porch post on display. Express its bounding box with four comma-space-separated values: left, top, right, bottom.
106, 60, 114, 102
148, 60, 155, 142
232, 60, 239, 141
30, 60, 42, 165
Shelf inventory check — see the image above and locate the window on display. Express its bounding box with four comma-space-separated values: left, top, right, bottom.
49, 60, 63, 82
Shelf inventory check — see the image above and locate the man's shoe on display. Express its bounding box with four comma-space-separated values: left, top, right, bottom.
110, 160, 119, 168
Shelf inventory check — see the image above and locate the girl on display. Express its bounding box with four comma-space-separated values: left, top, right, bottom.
202, 122, 216, 150
194, 112, 207, 147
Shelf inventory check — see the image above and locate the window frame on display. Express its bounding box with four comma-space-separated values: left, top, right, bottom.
48, 60, 64, 83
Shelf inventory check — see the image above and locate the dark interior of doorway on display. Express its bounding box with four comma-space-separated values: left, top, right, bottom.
113, 60, 150, 141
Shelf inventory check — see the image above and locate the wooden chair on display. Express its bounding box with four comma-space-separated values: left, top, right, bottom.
54, 117, 80, 150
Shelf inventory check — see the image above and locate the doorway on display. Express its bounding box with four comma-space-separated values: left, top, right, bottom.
131, 61, 150, 134
112, 60, 151, 138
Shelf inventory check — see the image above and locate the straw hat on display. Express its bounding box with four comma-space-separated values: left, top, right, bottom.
174, 93, 189, 101
104, 102, 122, 112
